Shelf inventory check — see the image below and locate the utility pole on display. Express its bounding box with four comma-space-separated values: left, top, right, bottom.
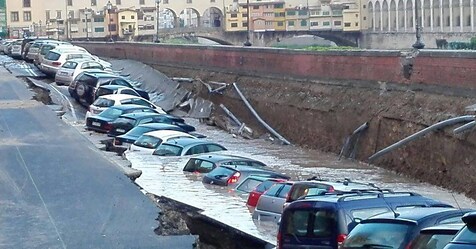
244, 0, 251, 46
412, 0, 425, 49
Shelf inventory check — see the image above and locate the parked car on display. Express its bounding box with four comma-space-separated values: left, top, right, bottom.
55, 59, 107, 86
277, 192, 453, 249
247, 178, 288, 208
183, 154, 266, 174
283, 178, 381, 209
114, 123, 187, 146
25, 40, 51, 61
202, 165, 289, 188
129, 130, 197, 153
68, 71, 150, 106
85, 104, 158, 133
41, 48, 109, 75
235, 175, 275, 194
95, 85, 141, 99
342, 207, 473, 249
0, 40, 13, 54
444, 212, 476, 249
108, 112, 193, 137
21, 40, 34, 60
153, 138, 227, 157
252, 181, 294, 221
9, 39, 23, 58
3, 41, 13, 55
87, 94, 165, 118
35, 42, 75, 66
410, 223, 464, 249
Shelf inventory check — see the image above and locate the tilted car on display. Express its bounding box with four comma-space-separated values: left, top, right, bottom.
443, 212, 476, 249
202, 164, 289, 188
55, 59, 107, 86
152, 138, 227, 157
410, 223, 464, 249
113, 123, 187, 146
252, 181, 294, 222
129, 130, 197, 154
87, 94, 165, 118
183, 154, 266, 174
246, 178, 288, 208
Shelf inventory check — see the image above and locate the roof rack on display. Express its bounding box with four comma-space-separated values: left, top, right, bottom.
298, 190, 421, 201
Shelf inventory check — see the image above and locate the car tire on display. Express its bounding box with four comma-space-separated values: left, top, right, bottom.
76, 83, 87, 98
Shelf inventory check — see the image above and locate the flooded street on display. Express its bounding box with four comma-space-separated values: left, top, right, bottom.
128, 117, 476, 245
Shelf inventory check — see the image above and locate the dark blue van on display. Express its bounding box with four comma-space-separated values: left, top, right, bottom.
277, 192, 452, 249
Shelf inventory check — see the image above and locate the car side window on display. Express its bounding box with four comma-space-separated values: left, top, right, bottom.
80, 62, 90, 69
206, 144, 226, 153
277, 184, 292, 198
120, 99, 134, 105
438, 215, 463, 224
185, 145, 206, 155
264, 184, 282, 197
198, 161, 215, 172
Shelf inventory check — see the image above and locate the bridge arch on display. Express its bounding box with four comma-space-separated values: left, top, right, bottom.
382, 0, 389, 30
179, 8, 201, 28
390, 0, 397, 31
202, 7, 224, 28
375, 0, 382, 30
398, 0, 405, 30
162, 8, 178, 29
368, 1, 375, 30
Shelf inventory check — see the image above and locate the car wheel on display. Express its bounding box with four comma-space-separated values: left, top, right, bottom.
76, 83, 87, 97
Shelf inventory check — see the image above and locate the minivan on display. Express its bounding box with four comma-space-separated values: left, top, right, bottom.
277, 192, 452, 249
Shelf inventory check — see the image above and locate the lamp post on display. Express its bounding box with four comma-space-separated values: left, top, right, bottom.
155, 0, 161, 43
243, 0, 251, 46
38, 20, 42, 37
56, 17, 60, 40
106, 0, 113, 42
412, 0, 425, 49
84, 8, 90, 41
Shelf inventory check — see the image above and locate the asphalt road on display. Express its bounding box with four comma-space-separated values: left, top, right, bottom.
0, 67, 194, 248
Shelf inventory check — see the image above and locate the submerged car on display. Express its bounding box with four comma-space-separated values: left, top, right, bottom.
152, 138, 227, 157
202, 165, 289, 188
183, 154, 266, 174
87, 94, 165, 117
129, 130, 197, 153
410, 223, 464, 249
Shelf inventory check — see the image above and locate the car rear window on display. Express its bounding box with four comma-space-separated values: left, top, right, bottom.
45, 51, 61, 61
278, 184, 293, 198
288, 183, 333, 202
410, 233, 456, 249
115, 117, 136, 126
134, 135, 162, 149
183, 159, 215, 173
237, 178, 264, 193
154, 144, 183, 156
62, 61, 78, 69
256, 180, 279, 193
40, 45, 55, 55
99, 108, 123, 119
127, 127, 154, 137
209, 166, 235, 179
343, 222, 413, 249
93, 98, 115, 108
283, 209, 336, 238
452, 225, 476, 244
78, 74, 99, 87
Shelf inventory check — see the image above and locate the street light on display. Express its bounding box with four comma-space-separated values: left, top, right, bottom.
155, 0, 161, 43
106, 0, 113, 42
38, 20, 42, 38
84, 8, 90, 41
243, 0, 251, 46
412, 0, 424, 49
56, 17, 61, 40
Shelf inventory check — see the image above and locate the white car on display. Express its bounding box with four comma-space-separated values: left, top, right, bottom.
41, 48, 111, 75
129, 130, 198, 154
9, 40, 23, 58
55, 59, 108, 86
86, 94, 166, 118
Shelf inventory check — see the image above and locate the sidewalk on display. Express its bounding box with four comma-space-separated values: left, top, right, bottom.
0, 67, 194, 248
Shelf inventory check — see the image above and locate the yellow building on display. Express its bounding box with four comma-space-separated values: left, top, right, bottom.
273, 2, 286, 31
285, 7, 309, 31
117, 9, 138, 39
224, 3, 245, 31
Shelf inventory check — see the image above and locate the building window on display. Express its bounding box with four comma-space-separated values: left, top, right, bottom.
334, 20, 341, 26
242, 13, 248, 17
323, 21, 330, 26
116, 0, 121, 4
287, 10, 296, 16
163, 0, 169, 3
265, 21, 272, 25
230, 13, 237, 18
300, 19, 307, 26
91, 0, 97, 6
277, 21, 284, 26
187, 0, 192, 3
363, 4, 366, 8
210, 0, 215, 2
94, 17, 104, 22
274, 3, 283, 8
322, 11, 330, 16
363, 16, 366, 20
122, 15, 126, 19
140, 0, 145, 4
310, 21, 318, 26
274, 12, 285, 17
288, 20, 294, 26
46, 10, 50, 20
11, 12, 19, 22
344, 22, 351, 27
109, 24, 117, 31
23, 11, 32, 21
242, 22, 248, 27
94, 27, 105, 32
253, 6, 259, 9
231, 22, 238, 27
355, 14, 358, 17
131, 15, 135, 19
298, 10, 307, 15
56, 10, 62, 19
355, 22, 359, 26
23, 0, 31, 7
67, 0, 73, 6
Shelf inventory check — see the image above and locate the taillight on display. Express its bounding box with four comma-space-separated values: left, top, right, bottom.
276, 230, 282, 249
227, 172, 241, 184
328, 186, 335, 192
337, 234, 347, 248
104, 123, 112, 131
405, 242, 412, 249
52, 62, 61, 66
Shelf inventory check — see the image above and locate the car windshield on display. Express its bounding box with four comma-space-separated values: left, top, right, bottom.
93, 98, 115, 108
127, 127, 154, 137
283, 209, 337, 238
134, 135, 162, 149
153, 144, 183, 156
289, 184, 332, 202
99, 108, 123, 119
343, 222, 413, 249
410, 233, 456, 249
452, 225, 476, 244
237, 178, 264, 193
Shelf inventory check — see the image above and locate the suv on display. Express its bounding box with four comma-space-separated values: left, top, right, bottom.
411, 223, 464, 249
68, 71, 149, 106
277, 192, 453, 249
342, 207, 473, 249
444, 212, 476, 249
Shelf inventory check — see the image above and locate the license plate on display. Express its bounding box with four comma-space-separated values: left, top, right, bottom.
116, 129, 125, 133
92, 122, 101, 127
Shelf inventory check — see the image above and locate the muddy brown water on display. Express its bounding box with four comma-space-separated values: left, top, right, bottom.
128, 118, 476, 245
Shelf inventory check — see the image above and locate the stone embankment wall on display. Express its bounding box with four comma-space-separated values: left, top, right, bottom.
78, 42, 476, 198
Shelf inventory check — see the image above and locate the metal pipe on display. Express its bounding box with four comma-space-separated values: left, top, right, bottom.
233, 83, 290, 145
369, 115, 475, 162
219, 104, 242, 126
339, 122, 369, 160
454, 121, 476, 134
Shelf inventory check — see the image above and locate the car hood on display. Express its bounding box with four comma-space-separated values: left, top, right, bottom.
87, 115, 116, 123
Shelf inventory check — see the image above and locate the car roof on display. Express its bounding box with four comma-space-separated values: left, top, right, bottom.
83, 71, 120, 78
98, 85, 131, 90
190, 153, 264, 164
420, 223, 465, 233
119, 112, 161, 119
293, 179, 379, 191
162, 137, 214, 147
142, 130, 192, 139
97, 94, 143, 101
367, 207, 469, 222
65, 58, 99, 63
138, 123, 181, 129
109, 104, 150, 110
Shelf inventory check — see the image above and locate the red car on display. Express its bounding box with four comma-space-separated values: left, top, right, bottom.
247, 178, 287, 208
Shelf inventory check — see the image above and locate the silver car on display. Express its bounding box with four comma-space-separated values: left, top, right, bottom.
252, 181, 293, 222
35, 42, 74, 66
55, 59, 106, 86
9, 40, 22, 58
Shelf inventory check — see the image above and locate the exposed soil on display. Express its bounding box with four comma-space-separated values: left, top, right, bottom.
152, 65, 476, 199
24, 79, 53, 105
